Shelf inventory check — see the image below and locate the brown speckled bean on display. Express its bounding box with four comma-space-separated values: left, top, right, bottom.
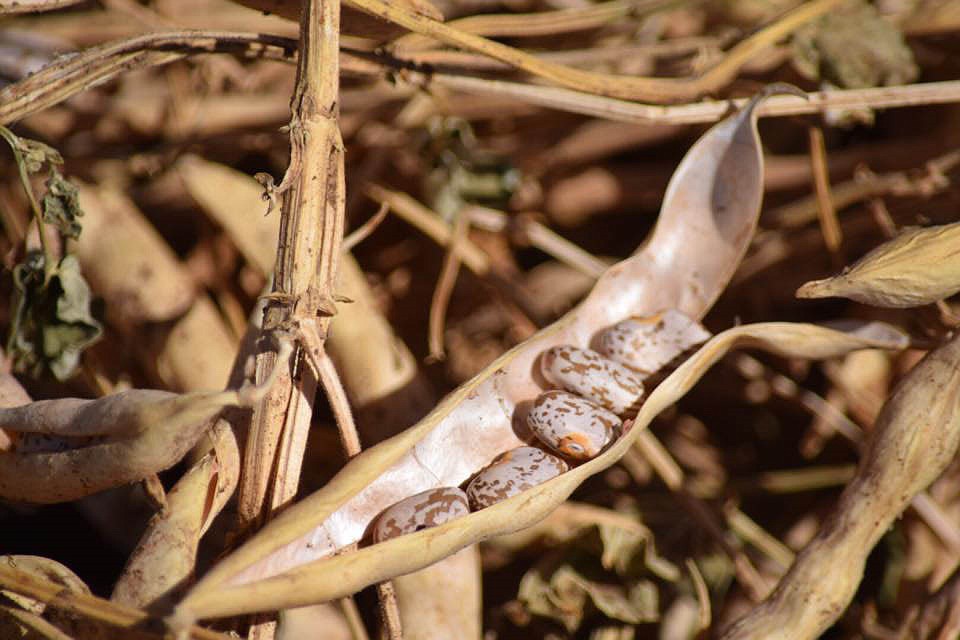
597, 310, 710, 374
372, 487, 470, 543
466, 446, 568, 510
540, 345, 644, 415
527, 390, 620, 460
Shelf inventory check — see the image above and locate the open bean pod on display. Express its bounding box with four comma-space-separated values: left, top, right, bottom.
174, 86, 907, 623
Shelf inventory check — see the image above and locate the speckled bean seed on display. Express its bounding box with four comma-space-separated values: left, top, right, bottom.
597, 310, 711, 374
372, 487, 470, 543
540, 345, 644, 415
526, 390, 621, 460
466, 446, 568, 510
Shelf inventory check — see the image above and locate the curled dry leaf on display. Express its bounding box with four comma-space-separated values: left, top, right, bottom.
173, 86, 855, 621
796, 222, 960, 308
720, 330, 960, 640
0, 341, 290, 504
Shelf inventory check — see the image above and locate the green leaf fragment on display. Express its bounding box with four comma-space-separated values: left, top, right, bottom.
7, 253, 102, 380
791, 0, 917, 89
42, 171, 83, 240
520, 563, 659, 632
14, 137, 63, 174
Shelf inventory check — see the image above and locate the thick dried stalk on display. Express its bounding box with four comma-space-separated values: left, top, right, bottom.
236, 0, 345, 533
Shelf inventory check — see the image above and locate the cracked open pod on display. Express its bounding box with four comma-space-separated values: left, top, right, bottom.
172, 86, 910, 623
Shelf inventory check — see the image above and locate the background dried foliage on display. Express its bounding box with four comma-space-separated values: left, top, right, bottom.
2, 0, 960, 639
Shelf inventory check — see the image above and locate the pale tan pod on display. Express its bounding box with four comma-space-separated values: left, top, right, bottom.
526, 390, 621, 460
597, 310, 711, 374
540, 345, 644, 414
372, 487, 470, 543
466, 446, 569, 510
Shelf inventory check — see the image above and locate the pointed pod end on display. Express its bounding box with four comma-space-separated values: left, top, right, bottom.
740, 83, 808, 119
796, 278, 834, 299
757, 82, 808, 101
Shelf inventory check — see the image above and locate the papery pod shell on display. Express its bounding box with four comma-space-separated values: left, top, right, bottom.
175, 321, 907, 620
796, 223, 960, 308
175, 86, 810, 619
0, 384, 269, 503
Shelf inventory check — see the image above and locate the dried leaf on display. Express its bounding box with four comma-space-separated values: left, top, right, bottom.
42, 170, 83, 240
796, 223, 960, 308
520, 563, 658, 631
11, 137, 62, 175
7, 253, 102, 381
791, 0, 918, 89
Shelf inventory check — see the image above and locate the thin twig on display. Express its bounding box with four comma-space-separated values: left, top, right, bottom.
685, 558, 712, 631
0, 31, 297, 126
423, 75, 960, 125
428, 210, 469, 361
342, 202, 390, 253
390, 0, 681, 51
347, 0, 843, 102
465, 206, 609, 279
628, 432, 772, 601
807, 126, 843, 253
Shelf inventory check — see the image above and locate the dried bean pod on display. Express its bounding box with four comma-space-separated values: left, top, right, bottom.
14, 433, 105, 454
372, 487, 470, 543
466, 446, 568, 510
597, 310, 711, 374
526, 390, 621, 460
540, 345, 644, 414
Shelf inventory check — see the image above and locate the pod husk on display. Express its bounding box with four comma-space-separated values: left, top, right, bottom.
175, 87, 790, 615
796, 222, 960, 308
177, 320, 907, 619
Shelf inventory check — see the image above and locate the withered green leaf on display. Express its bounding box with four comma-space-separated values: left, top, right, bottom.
8, 253, 102, 380
42, 171, 83, 240
520, 563, 658, 631
13, 138, 63, 175
796, 223, 960, 308
791, 0, 917, 89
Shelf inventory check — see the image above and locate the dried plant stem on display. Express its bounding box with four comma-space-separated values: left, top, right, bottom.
732, 353, 960, 553
237, 0, 344, 529
348, 0, 842, 102
8, 31, 960, 132
0, 31, 297, 127
376, 582, 403, 640
723, 505, 795, 571
342, 202, 390, 253
770, 150, 960, 229
424, 75, 960, 125
465, 206, 609, 279
1, 605, 73, 640
390, 0, 677, 51
428, 211, 469, 360
723, 333, 960, 638
807, 126, 842, 253
338, 597, 371, 640
367, 185, 490, 274
685, 558, 711, 631
627, 434, 771, 601
0, 565, 228, 640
